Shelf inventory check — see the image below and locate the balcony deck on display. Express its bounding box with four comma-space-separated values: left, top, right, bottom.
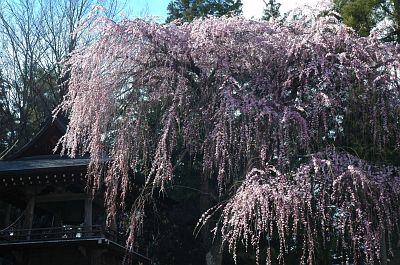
0, 225, 123, 245
0, 225, 150, 264
0, 225, 125, 248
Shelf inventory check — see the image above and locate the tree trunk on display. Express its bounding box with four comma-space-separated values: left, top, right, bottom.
380, 228, 387, 265
200, 177, 223, 265
205, 238, 223, 265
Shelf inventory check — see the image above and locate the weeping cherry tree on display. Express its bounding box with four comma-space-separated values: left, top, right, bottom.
55, 11, 400, 265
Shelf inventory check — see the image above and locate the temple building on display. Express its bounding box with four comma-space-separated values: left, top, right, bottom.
0, 117, 149, 265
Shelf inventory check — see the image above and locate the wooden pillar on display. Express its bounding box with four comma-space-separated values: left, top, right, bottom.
4, 203, 11, 228
84, 197, 93, 232
23, 196, 35, 239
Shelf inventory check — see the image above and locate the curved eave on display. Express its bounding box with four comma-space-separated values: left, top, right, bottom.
0, 158, 90, 177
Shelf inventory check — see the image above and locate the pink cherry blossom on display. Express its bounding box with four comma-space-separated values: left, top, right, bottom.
55, 14, 400, 264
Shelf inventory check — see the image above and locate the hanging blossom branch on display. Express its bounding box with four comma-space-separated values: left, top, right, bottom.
205, 151, 400, 265
54, 13, 400, 264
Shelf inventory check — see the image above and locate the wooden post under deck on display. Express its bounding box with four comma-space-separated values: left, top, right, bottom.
84, 196, 93, 232
4, 203, 11, 227
23, 195, 35, 239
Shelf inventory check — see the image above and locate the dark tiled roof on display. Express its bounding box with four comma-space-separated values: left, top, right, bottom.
0, 156, 89, 175
1, 116, 67, 160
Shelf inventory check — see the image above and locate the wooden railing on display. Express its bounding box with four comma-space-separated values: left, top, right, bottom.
0, 225, 125, 245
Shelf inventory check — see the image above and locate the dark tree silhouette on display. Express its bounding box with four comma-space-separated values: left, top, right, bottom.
166, 0, 242, 22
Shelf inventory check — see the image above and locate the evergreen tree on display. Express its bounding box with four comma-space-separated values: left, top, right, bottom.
262, 0, 281, 21
334, 0, 400, 42
166, 0, 242, 22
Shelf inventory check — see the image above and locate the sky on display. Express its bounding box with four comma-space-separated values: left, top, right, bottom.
127, 0, 329, 22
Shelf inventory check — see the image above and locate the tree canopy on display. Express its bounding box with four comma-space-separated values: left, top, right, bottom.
56, 14, 400, 265
166, 0, 242, 22
334, 0, 400, 42
262, 0, 281, 21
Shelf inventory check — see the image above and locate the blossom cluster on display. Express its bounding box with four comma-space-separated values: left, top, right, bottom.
212, 151, 400, 264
